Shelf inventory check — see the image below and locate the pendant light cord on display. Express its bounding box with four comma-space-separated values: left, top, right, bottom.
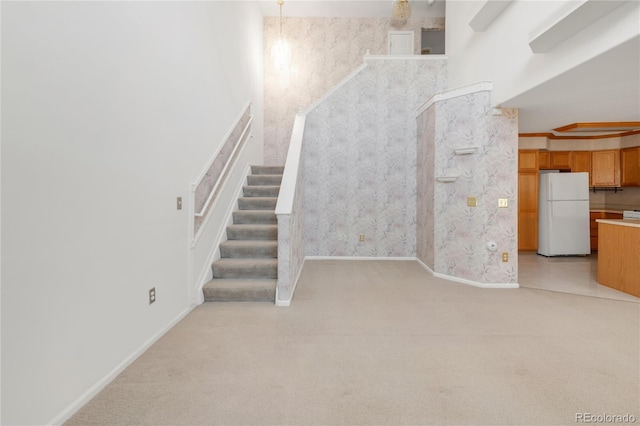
278, 0, 284, 37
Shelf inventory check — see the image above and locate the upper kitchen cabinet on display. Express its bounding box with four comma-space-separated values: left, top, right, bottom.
621, 146, 640, 186
549, 151, 572, 170
571, 151, 591, 174
538, 151, 550, 169
518, 150, 539, 172
591, 149, 621, 187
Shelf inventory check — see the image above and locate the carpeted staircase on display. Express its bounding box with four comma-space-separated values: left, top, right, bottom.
203, 165, 283, 302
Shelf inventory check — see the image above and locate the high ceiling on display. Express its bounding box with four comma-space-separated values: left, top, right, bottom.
258, 0, 639, 136
503, 35, 640, 136
259, 0, 446, 18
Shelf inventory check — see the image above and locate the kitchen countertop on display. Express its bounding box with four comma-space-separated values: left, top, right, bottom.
595, 219, 640, 228
590, 205, 640, 213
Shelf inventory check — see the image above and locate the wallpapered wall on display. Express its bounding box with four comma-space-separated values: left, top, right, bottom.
303, 58, 447, 257
264, 17, 445, 165
417, 90, 519, 284
277, 157, 305, 303
417, 103, 436, 269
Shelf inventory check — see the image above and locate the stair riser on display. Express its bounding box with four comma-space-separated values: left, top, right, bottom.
203, 279, 277, 302
212, 264, 278, 279
247, 175, 282, 186
220, 245, 277, 258
251, 166, 284, 175
227, 227, 277, 240
204, 290, 275, 302
233, 211, 277, 224
243, 186, 280, 197
238, 198, 277, 210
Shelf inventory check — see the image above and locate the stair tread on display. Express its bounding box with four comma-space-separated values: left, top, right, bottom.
233, 209, 275, 214
220, 240, 277, 247
227, 224, 277, 229
213, 258, 277, 266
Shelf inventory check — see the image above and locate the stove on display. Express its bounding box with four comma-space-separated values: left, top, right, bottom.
623, 210, 640, 219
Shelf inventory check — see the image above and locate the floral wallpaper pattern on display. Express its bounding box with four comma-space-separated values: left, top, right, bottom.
194, 106, 251, 235
417, 90, 519, 284
303, 58, 447, 257
264, 17, 445, 165
277, 156, 305, 303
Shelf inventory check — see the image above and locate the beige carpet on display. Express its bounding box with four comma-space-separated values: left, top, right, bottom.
66, 260, 640, 425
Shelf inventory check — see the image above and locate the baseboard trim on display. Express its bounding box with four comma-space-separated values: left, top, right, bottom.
305, 256, 416, 261
414, 258, 519, 288
275, 257, 307, 307
415, 257, 435, 274
434, 272, 519, 288
49, 305, 194, 425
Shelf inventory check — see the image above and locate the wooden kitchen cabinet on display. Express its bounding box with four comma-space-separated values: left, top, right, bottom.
590, 211, 623, 251
597, 221, 640, 297
571, 151, 591, 174
518, 171, 539, 250
621, 146, 640, 186
590, 212, 602, 251
591, 150, 620, 187
519, 150, 539, 172
550, 151, 572, 170
538, 151, 551, 169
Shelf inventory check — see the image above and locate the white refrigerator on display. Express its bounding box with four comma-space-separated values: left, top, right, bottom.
538, 172, 590, 256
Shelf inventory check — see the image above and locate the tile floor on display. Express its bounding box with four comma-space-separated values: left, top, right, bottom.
518, 252, 639, 303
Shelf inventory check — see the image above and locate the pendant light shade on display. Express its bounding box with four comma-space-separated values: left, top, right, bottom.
393, 0, 411, 20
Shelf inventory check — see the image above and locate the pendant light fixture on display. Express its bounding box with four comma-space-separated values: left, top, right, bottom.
271, 0, 292, 72
392, 0, 411, 20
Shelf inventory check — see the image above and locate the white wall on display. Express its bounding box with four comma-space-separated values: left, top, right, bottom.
446, 0, 640, 106
0, 2, 263, 424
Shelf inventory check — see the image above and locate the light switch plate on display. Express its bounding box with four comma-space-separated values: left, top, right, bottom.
467, 197, 477, 207
498, 198, 508, 208
177, 197, 183, 210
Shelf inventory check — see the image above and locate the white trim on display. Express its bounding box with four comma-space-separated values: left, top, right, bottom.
48, 305, 194, 425
416, 81, 493, 116
275, 114, 306, 215
415, 258, 520, 288
304, 63, 367, 114
192, 101, 251, 187
433, 272, 520, 289
305, 256, 417, 261
194, 116, 253, 217
415, 257, 435, 275
275, 258, 307, 307
191, 138, 252, 246
192, 165, 251, 305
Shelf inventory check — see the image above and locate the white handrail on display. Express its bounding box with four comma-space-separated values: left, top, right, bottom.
194, 115, 253, 217
275, 114, 306, 216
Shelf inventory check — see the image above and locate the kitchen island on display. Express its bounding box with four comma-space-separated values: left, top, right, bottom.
596, 219, 640, 297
